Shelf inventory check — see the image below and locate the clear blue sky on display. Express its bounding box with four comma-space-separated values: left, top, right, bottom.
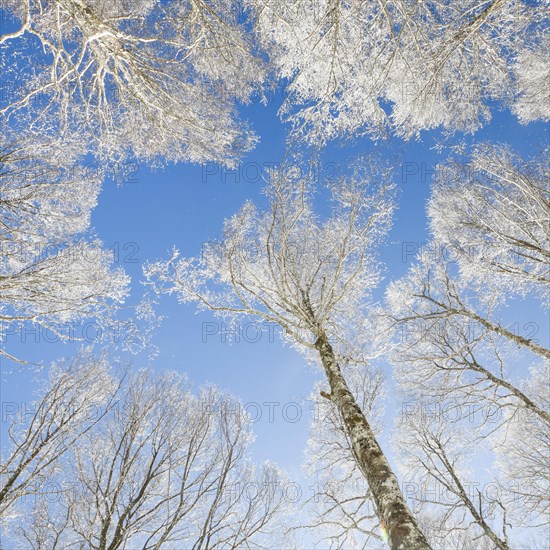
1, 84, 548, 504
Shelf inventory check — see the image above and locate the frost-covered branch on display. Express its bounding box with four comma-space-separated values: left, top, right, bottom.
248, 0, 547, 142
0, 132, 129, 363
1, 0, 265, 164
146, 158, 432, 549
4, 355, 293, 549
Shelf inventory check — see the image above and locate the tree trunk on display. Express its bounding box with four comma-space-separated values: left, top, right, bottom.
314, 330, 431, 550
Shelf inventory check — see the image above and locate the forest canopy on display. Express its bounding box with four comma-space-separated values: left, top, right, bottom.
0, 1, 548, 549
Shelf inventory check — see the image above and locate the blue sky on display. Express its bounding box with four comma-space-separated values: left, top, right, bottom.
1, 81, 549, 508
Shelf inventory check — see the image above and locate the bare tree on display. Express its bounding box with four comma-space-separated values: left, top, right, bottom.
0, 351, 120, 520
145, 158, 432, 549
0, 132, 129, 363
0, 0, 265, 165
386, 145, 549, 407
511, 34, 550, 124
493, 363, 550, 530
392, 377, 549, 548
386, 143, 549, 547
427, 143, 549, 295
301, 366, 388, 549
248, 0, 547, 143
3, 357, 293, 549
2, 1, 546, 153
395, 413, 514, 550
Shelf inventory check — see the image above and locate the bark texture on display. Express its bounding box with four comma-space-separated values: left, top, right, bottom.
315, 331, 432, 550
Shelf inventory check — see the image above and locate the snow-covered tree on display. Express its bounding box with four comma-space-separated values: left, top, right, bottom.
0, 132, 129, 363
145, 158, 432, 549
386, 143, 549, 547
8, 364, 292, 549
511, 34, 550, 124
395, 412, 514, 550
248, 0, 547, 143
493, 362, 550, 529
0, 351, 119, 520
392, 367, 549, 548
427, 143, 549, 296
301, 366, 388, 549
0, 0, 265, 165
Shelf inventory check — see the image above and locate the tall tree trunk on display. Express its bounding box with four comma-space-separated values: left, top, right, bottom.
314, 330, 431, 550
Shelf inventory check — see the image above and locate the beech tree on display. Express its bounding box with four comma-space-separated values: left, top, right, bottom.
0, 132, 129, 363
0, 0, 264, 165
494, 364, 549, 529
2, 1, 546, 155
395, 412, 516, 550
145, 159, 432, 549
3, 356, 293, 549
427, 142, 549, 296
0, 351, 119, 520
301, 366, 388, 549
391, 372, 549, 549
386, 144, 549, 547
511, 34, 550, 124
248, 0, 548, 143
